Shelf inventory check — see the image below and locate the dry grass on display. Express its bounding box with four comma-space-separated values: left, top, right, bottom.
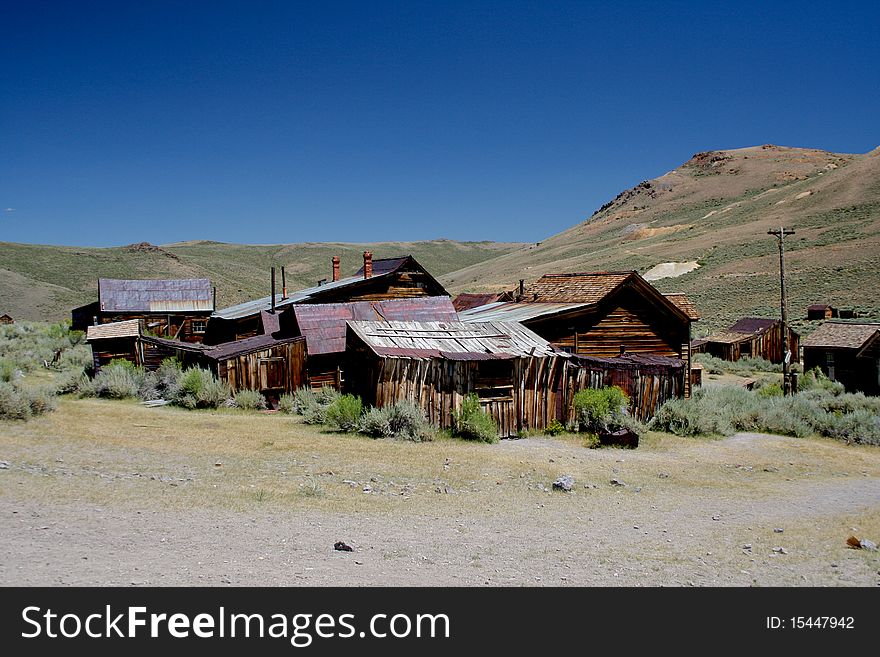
1, 398, 879, 586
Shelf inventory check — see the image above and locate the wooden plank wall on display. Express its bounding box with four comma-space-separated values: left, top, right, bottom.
220, 340, 308, 394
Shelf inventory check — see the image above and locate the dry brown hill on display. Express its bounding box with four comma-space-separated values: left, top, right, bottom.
442, 144, 880, 334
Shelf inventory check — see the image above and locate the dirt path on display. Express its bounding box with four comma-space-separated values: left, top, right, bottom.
2, 429, 878, 587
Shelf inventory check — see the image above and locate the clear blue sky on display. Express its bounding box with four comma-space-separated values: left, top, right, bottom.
1, 1, 878, 247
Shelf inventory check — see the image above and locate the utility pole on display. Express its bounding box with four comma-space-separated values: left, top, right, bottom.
768, 226, 795, 395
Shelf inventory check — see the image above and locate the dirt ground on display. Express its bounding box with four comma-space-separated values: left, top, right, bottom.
1, 399, 879, 586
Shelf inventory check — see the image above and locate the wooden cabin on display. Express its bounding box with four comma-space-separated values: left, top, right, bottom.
345, 320, 568, 438
693, 318, 799, 364
458, 272, 700, 395
85, 319, 143, 370
71, 278, 214, 342
206, 253, 449, 344
289, 296, 457, 390
807, 304, 838, 321
0, 314, 13, 325
802, 322, 880, 395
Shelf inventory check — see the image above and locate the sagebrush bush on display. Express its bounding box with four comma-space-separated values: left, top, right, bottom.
81, 362, 143, 399
173, 367, 231, 408
572, 386, 629, 433
277, 393, 296, 414
695, 353, 783, 376
232, 389, 267, 410
650, 384, 880, 445
324, 394, 363, 431
54, 369, 88, 395
291, 386, 341, 424
360, 406, 393, 438
0, 382, 56, 420
0, 359, 18, 383
544, 419, 565, 436
452, 394, 497, 443
385, 400, 433, 441
798, 367, 845, 395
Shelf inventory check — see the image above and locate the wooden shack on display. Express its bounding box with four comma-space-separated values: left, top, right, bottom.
693, 318, 799, 364
0, 314, 13, 325
85, 319, 143, 370
345, 320, 568, 438
802, 322, 880, 395
807, 304, 838, 321
290, 296, 457, 390
207, 253, 449, 344
458, 272, 700, 394
71, 278, 214, 342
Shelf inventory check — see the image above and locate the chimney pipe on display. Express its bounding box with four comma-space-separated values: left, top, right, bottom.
212, 286, 217, 311
271, 267, 276, 313
363, 251, 373, 279
281, 266, 287, 300
332, 255, 340, 282
518, 279, 525, 300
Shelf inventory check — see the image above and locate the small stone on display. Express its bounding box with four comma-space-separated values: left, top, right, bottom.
334, 541, 354, 552
742, 544, 752, 550
657, 472, 669, 479
553, 475, 574, 492
763, 466, 779, 473
362, 485, 372, 493
772, 546, 788, 555
861, 539, 878, 551
0, 461, 9, 469
773, 527, 784, 533
610, 478, 626, 487
214, 462, 222, 467
712, 515, 721, 521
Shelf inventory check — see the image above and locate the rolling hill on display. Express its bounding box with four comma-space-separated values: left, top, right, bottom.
442, 144, 880, 334
0, 239, 523, 321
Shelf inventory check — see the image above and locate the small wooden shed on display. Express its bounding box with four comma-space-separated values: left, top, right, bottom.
807, 304, 838, 320
345, 320, 568, 438
85, 319, 143, 370
692, 318, 799, 364
802, 322, 880, 395
0, 314, 13, 325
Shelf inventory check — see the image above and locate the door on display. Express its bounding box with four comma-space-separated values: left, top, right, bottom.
259, 357, 286, 391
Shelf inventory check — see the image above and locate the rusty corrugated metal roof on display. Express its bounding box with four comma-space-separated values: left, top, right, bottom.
98, 278, 213, 313
347, 320, 558, 359
293, 297, 457, 355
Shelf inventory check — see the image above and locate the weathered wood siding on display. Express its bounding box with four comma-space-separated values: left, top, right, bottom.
90, 337, 141, 370
695, 325, 800, 364
315, 270, 445, 303
218, 340, 308, 394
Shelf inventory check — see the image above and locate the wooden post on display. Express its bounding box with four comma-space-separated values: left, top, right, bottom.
270, 267, 276, 314
768, 226, 795, 394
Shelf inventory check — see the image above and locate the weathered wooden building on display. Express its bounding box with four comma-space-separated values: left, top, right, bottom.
344, 320, 567, 437
85, 319, 143, 370
802, 322, 880, 395
290, 296, 457, 389
807, 304, 838, 321
207, 253, 449, 344
72, 278, 214, 342
0, 314, 14, 325
458, 272, 700, 394
451, 291, 515, 312
692, 317, 799, 364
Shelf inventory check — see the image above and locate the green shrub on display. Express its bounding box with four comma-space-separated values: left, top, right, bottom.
277, 393, 296, 414
0, 382, 56, 420
231, 389, 267, 411
385, 400, 433, 441
291, 387, 318, 414
54, 369, 88, 395
0, 359, 18, 383
694, 353, 782, 376
572, 386, 629, 433
290, 386, 341, 424
544, 419, 566, 436
107, 358, 136, 371
360, 406, 393, 438
86, 363, 143, 399
452, 394, 498, 443
798, 367, 845, 395
756, 381, 783, 397
324, 394, 363, 432
174, 368, 231, 408
315, 386, 340, 406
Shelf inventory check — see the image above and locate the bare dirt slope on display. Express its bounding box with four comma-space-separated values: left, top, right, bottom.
1, 400, 878, 586
442, 145, 880, 333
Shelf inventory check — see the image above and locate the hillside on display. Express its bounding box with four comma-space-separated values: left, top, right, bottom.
0, 239, 523, 321
442, 144, 880, 334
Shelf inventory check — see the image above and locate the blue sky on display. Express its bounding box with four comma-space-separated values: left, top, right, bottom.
1, 1, 878, 247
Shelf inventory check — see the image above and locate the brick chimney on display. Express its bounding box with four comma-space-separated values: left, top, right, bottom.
332, 255, 340, 282
363, 251, 373, 279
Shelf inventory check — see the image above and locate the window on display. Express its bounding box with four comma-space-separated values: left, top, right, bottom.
474, 361, 514, 400
191, 320, 207, 334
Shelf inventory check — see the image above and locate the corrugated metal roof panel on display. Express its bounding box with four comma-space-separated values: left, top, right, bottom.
98, 278, 212, 312
458, 301, 592, 323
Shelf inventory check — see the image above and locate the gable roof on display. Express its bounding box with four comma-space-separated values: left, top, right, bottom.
663, 293, 701, 321
347, 320, 559, 360
802, 322, 880, 350
142, 331, 303, 361
86, 319, 141, 341
292, 297, 457, 355
727, 317, 778, 334
452, 292, 514, 312
460, 271, 693, 324
213, 255, 447, 320
98, 278, 213, 313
